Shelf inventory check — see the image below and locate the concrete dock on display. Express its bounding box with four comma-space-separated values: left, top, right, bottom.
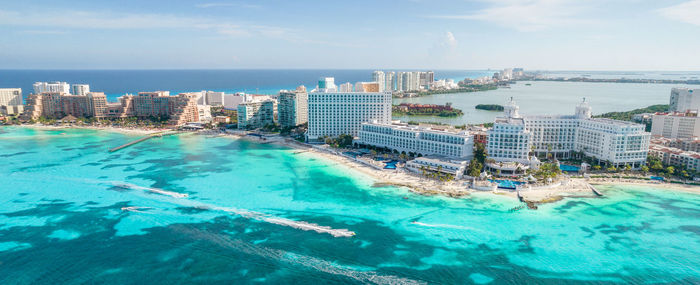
109, 131, 182, 152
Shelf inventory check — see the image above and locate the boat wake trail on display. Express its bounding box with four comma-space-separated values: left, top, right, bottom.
210, 206, 356, 238
173, 225, 425, 285
110, 181, 189, 198
411, 221, 494, 235
107, 180, 355, 238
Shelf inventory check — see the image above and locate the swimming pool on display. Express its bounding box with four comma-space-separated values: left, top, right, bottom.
384, 160, 398, 169
559, 164, 580, 172
489, 179, 525, 189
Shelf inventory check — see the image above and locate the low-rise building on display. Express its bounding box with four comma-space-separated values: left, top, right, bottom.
237, 100, 274, 129
405, 156, 468, 179
358, 121, 474, 159
1, 105, 24, 116
197, 105, 212, 122
648, 144, 700, 172
213, 116, 230, 124
651, 137, 700, 152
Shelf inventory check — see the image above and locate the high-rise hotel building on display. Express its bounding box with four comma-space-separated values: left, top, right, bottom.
33, 82, 70, 94
0, 88, 23, 106
277, 85, 308, 128
487, 99, 650, 167
237, 100, 275, 129
307, 77, 392, 140
70, 84, 90, 96
669, 88, 699, 113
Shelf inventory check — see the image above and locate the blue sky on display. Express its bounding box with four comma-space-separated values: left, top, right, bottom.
1, 0, 699, 70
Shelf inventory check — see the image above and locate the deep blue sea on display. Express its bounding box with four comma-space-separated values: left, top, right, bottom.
0, 69, 491, 101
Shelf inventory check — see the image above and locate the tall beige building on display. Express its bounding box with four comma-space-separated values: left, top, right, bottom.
651, 112, 700, 139
277, 86, 308, 128
0, 88, 22, 106
23, 91, 199, 125
22, 92, 108, 119
237, 100, 275, 129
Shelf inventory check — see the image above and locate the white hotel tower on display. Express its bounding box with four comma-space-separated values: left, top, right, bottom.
487, 98, 650, 168
307, 77, 392, 140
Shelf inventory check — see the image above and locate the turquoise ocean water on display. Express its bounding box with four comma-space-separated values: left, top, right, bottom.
1, 126, 700, 284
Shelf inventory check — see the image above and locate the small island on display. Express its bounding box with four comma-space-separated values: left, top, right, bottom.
392, 103, 463, 117
475, 104, 504, 111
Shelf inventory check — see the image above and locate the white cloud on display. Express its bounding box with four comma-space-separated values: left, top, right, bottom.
659, 0, 700, 26
0, 9, 291, 39
428, 0, 593, 32
443, 31, 457, 49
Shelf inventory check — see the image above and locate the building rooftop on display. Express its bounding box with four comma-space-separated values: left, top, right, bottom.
364, 121, 469, 135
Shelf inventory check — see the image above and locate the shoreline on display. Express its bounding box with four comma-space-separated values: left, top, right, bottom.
7, 124, 165, 136
6, 124, 699, 204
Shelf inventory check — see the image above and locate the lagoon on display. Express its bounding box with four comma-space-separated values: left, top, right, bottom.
1, 126, 699, 283
393, 81, 696, 125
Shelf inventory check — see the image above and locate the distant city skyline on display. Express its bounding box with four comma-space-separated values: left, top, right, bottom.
1, 0, 699, 70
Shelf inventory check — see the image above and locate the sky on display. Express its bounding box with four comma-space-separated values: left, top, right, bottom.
0, 0, 699, 70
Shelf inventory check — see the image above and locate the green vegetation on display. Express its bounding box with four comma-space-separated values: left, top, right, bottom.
392, 105, 463, 117
475, 104, 504, 111
467, 142, 486, 177
211, 107, 237, 124
418, 165, 455, 183
533, 163, 562, 180
323, 134, 354, 148
594, 104, 667, 121
594, 104, 668, 131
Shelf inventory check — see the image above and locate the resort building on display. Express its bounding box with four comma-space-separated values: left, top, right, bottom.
197, 105, 212, 122
71, 84, 90, 96
357, 121, 474, 159
405, 156, 468, 179
650, 111, 700, 139
0, 88, 23, 106
669, 88, 700, 113
307, 77, 392, 140
651, 137, 700, 152
120, 92, 200, 125
33, 82, 70, 94
22, 92, 108, 119
23, 91, 200, 125
372, 71, 385, 92
487, 98, 650, 168
237, 100, 274, 129
277, 86, 308, 128
648, 144, 700, 173
339, 82, 354, 92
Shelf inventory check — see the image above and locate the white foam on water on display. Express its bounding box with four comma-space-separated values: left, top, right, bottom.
210, 206, 356, 238
173, 226, 425, 285
105, 179, 355, 238
110, 182, 188, 198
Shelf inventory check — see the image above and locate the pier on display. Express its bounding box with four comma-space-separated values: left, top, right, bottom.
109, 131, 183, 152
590, 184, 603, 196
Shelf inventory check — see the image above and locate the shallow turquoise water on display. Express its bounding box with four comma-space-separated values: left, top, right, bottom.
1, 126, 699, 284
